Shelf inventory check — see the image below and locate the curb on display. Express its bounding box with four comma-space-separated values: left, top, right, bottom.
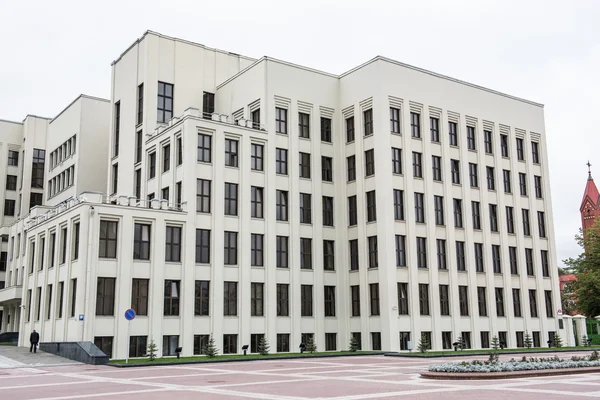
420, 366, 600, 380
109, 352, 386, 368
385, 348, 600, 358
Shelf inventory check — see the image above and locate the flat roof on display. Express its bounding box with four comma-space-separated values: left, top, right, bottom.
50, 94, 110, 124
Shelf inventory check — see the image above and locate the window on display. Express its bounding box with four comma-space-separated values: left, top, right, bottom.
136, 83, 144, 124
459, 286, 469, 316
393, 189, 404, 220
276, 236, 289, 268
484, 130, 493, 153
250, 143, 264, 171
196, 179, 211, 213
430, 117, 440, 142
453, 199, 463, 228
503, 170, 512, 193
176, 137, 182, 165
350, 285, 361, 317
545, 290, 554, 317
276, 107, 287, 134
321, 156, 333, 182
509, 246, 518, 275
99, 221, 118, 258
45, 284, 52, 319
251, 108, 260, 129
486, 167, 495, 190
276, 190, 288, 221
368, 236, 378, 268
451, 160, 461, 184
323, 240, 335, 271
348, 195, 357, 225
489, 204, 498, 232
36, 286, 41, 320
370, 283, 380, 315
437, 239, 447, 270
192, 335, 208, 355
398, 283, 409, 315
251, 186, 264, 218
365, 149, 375, 176
301, 285, 313, 316
96, 277, 115, 316
6, 175, 16, 190
414, 192, 425, 223
298, 112, 310, 138
448, 122, 458, 146
276, 148, 288, 175
419, 284, 430, 315
346, 155, 356, 181
277, 334, 290, 353
223, 335, 237, 354
197, 133, 212, 163
325, 333, 337, 351
363, 109, 373, 136
523, 209, 531, 236
372, 332, 382, 351
400, 332, 411, 350
410, 112, 421, 138
8, 150, 18, 166
131, 279, 149, 316
113, 102, 121, 156
466, 126, 476, 150
390, 107, 400, 133
30, 193, 43, 209
163, 280, 180, 316
224, 182, 238, 216
164, 226, 182, 262
251, 282, 263, 316
251, 234, 264, 266
346, 116, 355, 142
456, 241, 466, 271
94, 337, 113, 359
529, 289, 538, 317
534, 175, 543, 198
349, 239, 359, 271
396, 235, 406, 267
157, 82, 173, 123
392, 148, 402, 174
495, 288, 505, 317
434, 195, 444, 225
60, 227, 67, 264
412, 152, 423, 178
4, 199, 15, 216
223, 231, 237, 265
111, 164, 118, 195
133, 223, 151, 260
70, 278, 77, 317
516, 138, 525, 161
202, 92, 214, 118
416, 237, 427, 269
442, 332, 453, 349
324, 286, 336, 316
224, 282, 238, 316
49, 234, 56, 268
513, 288, 522, 317
162, 144, 170, 172
468, 163, 478, 187
300, 238, 312, 270
478, 287, 488, 316
250, 334, 264, 354
134, 131, 143, 164
537, 211, 547, 238
300, 193, 312, 224
519, 173, 527, 196
541, 250, 550, 277
474, 243, 484, 272
322, 196, 334, 226
432, 156, 442, 181
195, 229, 210, 264
506, 206, 515, 233
532, 142, 540, 164
321, 117, 332, 142
224, 139, 239, 167
440, 285, 450, 315
277, 284, 289, 316
500, 134, 509, 157
366, 190, 377, 222
492, 245, 501, 273
526, 248, 534, 276
472, 201, 481, 230
299, 152, 311, 178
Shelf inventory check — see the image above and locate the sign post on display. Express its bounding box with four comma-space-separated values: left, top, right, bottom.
124, 309, 136, 364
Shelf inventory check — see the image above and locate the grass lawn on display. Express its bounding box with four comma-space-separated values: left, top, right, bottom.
0, 342, 15, 346
394, 346, 600, 357
110, 351, 380, 365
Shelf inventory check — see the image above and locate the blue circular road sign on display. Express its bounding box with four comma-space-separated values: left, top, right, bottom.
124, 309, 136, 320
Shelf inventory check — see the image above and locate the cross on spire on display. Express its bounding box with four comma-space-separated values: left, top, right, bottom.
588, 160, 593, 180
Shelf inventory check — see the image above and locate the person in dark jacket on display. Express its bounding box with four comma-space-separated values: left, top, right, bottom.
30, 330, 40, 353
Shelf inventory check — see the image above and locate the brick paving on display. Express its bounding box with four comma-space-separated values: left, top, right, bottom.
0, 351, 600, 399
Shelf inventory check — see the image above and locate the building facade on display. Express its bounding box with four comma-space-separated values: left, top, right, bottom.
1, 31, 564, 358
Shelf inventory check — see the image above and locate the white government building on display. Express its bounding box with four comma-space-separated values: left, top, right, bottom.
0, 31, 567, 358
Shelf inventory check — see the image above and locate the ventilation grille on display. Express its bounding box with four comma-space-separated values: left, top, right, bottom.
389, 96, 404, 109
409, 101, 423, 114
342, 105, 354, 118
482, 120, 494, 131
297, 101, 313, 114
274, 95, 291, 109
359, 97, 373, 111
428, 106, 442, 119
499, 124, 511, 135
447, 111, 460, 123
320, 106, 335, 119
249, 99, 260, 112
515, 128, 526, 139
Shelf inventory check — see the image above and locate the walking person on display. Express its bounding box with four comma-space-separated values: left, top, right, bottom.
30, 329, 40, 353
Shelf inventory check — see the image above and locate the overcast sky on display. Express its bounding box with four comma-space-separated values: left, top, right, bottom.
1, 0, 599, 264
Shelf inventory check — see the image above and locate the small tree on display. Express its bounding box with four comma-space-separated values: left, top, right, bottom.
306, 335, 317, 354
554, 334, 563, 348
349, 335, 360, 352
203, 335, 219, 358
417, 336, 430, 353
147, 339, 158, 361
488, 335, 500, 363
491, 335, 500, 351
257, 336, 270, 356
524, 331, 533, 349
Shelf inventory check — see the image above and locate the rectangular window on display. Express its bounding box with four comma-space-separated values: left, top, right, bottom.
192, 335, 207, 356
251, 282, 263, 316
325, 333, 337, 351
46, 284, 52, 319
202, 92, 215, 118
370, 283, 380, 315
454, 198, 463, 228
6, 174, 17, 191
136, 83, 144, 124
8, 150, 19, 166
484, 130, 493, 153
197, 133, 212, 163
165, 226, 181, 262
251, 186, 264, 219
523, 208, 531, 236
513, 288, 522, 317
111, 164, 118, 194
321, 156, 333, 182
506, 206, 515, 233
468, 163, 478, 187
298, 112, 310, 138
346, 116, 355, 142
196, 179, 211, 213
534, 175, 543, 198
365, 149, 375, 177
99, 221, 118, 258
363, 109, 373, 136
157, 82, 173, 123
113, 102, 120, 156
176, 137, 182, 165
301, 285, 313, 316
277, 284, 289, 316
398, 283, 409, 315
541, 250, 550, 277
437, 239, 447, 270
299, 152, 311, 178
49, 234, 55, 268
372, 332, 382, 351
132, 279, 149, 316
94, 337, 113, 359
60, 227, 67, 264
4, 199, 15, 216
474, 243, 484, 272
519, 173, 527, 196
532, 142, 540, 164
195, 229, 210, 264
224, 182, 237, 216
432, 156, 442, 181
251, 234, 264, 266
440, 285, 450, 316
410, 112, 421, 138
321, 117, 332, 142
459, 285, 469, 316
419, 284, 430, 315
495, 288, 505, 317
366, 190, 377, 222
324, 286, 336, 316
251, 108, 260, 129
347, 155, 356, 181
526, 248, 535, 276
545, 290, 554, 317
472, 201, 481, 230
392, 148, 402, 174
351, 285, 360, 317
509, 246, 518, 275
71, 222, 80, 261
368, 236, 378, 268
466, 126, 476, 150
456, 241, 466, 271
390, 107, 400, 133
251, 143, 264, 171
492, 245, 501, 273
451, 160, 461, 184
133, 223, 151, 260
500, 134, 509, 157
529, 289, 538, 317
57, 281, 64, 318
396, 235, 406, 267
223, 335, 237, 354
323, 240, 335, 271
430, 117, 440, 142
478, 287, 488, 316
503, 170, 512, 193
400, 332, 411, 350
414, 192, 425, 223
163, 280, 180, 316
275, 190, 288, 221
416, 237, 427, 269
96, 277, 116, 316
301, 238, 312, 270
434, 195, 444, 225
162, 144, 170, 173
224, 282, 238, 316
277, 334, 290, 353
538, 211, 546, 238
276, 236, 289, 268
135, 131, 143, 163
486, 167, 495, 190
224, 231, 238, 265
322, 196, 334, 226
349, 239, 359, 271
516, 138, 525, 161
70, 278, 77, 317
276, 148, 288, 175
448, 122, 458, 146
276, 107, 287, 134
412, 152, 422, 178
442, 332, 453, 349
393, 189, 404, 221
300, 193, 312, 224
489, 204, 498, 232
224, 139, 239, 167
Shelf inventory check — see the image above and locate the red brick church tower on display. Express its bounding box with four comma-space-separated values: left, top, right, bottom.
580, 161, 600, 232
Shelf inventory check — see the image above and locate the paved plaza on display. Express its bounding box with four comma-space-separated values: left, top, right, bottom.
1, 350, 600, 399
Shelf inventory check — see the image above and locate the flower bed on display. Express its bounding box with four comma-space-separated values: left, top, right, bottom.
429, 360, 600, 373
